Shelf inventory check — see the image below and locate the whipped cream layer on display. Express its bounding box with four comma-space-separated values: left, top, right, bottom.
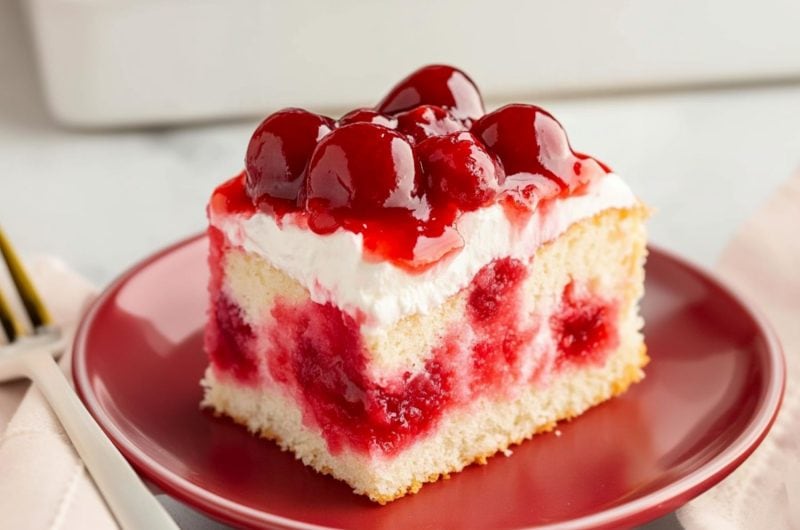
212, 173, 638, 332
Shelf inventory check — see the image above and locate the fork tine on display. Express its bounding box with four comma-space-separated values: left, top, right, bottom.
0, 286, 22, 341
0, 226, 52, 332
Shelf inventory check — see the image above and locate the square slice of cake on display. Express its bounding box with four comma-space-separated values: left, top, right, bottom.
202, 65, 648, 503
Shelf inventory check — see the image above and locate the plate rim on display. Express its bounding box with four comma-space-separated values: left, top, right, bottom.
72, 234, 786, 530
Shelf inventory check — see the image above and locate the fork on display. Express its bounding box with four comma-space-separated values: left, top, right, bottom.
0, 227, 179, 530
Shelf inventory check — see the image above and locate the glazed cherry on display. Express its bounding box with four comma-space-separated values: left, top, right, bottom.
418, 132, 501, 211
233, 66, 613, 267
338, 108, 396, 128
245, 108, 334, 204
305, 123, 423, 217
395, 105, 466, 144
472, 104, 571, 189
377, 65, 484, 121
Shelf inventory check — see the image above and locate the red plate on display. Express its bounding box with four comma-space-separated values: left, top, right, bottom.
73, 235, 784, 530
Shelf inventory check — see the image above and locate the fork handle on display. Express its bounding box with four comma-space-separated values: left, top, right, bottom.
23, 350, 179, 530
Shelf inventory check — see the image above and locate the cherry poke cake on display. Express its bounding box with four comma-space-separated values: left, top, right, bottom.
202, 65, 649, 503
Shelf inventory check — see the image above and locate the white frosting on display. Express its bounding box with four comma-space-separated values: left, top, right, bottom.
212, 173, 637, 331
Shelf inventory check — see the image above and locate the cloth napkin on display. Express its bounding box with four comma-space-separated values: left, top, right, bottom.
676, 173, 800, 529
0, 257, 116, 529
0, 175, 798, 530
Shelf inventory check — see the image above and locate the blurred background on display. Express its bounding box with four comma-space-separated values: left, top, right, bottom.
2, 1, 800, 528
3, 0, 800, 285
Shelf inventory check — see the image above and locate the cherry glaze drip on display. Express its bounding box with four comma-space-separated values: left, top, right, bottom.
226, 64, 611, 268
210, 174, 255, 216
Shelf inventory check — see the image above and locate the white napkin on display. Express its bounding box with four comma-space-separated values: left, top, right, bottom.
0, 174, 797, 529
0, 257, 116, 529
677, 173, 800, 529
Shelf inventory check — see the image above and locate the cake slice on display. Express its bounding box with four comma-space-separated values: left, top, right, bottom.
202, 65, 648, 503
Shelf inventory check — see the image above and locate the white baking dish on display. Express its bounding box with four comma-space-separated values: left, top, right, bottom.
25, 0, 800, 128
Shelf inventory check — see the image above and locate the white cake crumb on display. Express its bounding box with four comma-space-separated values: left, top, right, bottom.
205, 206, 649, 503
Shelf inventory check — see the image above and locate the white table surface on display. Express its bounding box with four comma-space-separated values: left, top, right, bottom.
2, 1, 799, 528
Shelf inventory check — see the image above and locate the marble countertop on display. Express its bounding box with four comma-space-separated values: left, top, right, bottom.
2, 1, 799, 529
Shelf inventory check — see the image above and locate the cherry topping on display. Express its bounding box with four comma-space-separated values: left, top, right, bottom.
305, 123, 423, 221
472, 104, 567, 187
376, 65, 484, 121
418, 132, 501, 211
395, 105, 466, 144
338, 108, 396, 129
245, 108, 334, 204
229, 66, 614, 269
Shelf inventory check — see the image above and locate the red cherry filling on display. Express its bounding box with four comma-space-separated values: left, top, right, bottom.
550, 283, 619, 367
206, 292, 258, 383
305, 122, 424, 223
395, 105, 466, 143
418, 132, 500, 211
267, 298, 453, 454
245, 108, 334, 206
467, 257, 527, 322
377, 65, 485, 121
465, 258, 535, 391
